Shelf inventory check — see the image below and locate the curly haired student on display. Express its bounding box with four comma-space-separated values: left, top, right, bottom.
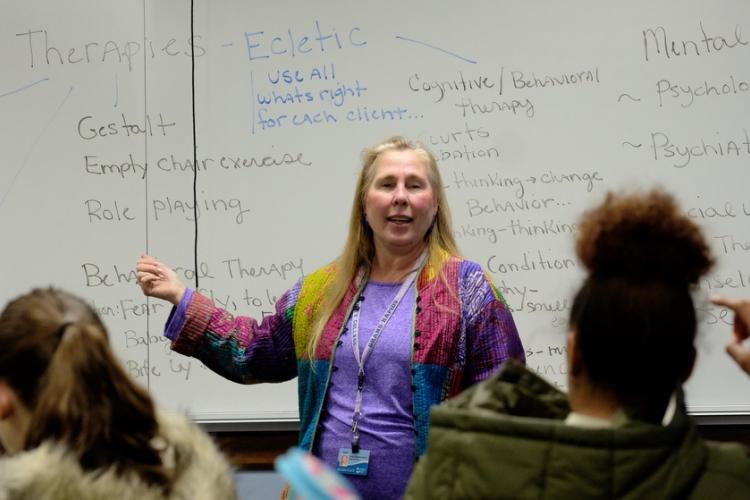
406, 190, 750, 500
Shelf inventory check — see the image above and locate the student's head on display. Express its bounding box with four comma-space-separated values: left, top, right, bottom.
0, 288, 172, 489
568, 190, 714, 423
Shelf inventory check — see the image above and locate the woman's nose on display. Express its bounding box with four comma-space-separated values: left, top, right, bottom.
392, 184, 408, 204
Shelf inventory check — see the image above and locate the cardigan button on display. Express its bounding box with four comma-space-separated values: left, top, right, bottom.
414, 343, 420, 350
411, 368, 417, 375
414, 330, 421, 337
411, 384, 417, 391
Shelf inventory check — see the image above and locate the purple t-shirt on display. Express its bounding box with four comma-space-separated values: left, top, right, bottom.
314, 280, 416, 500
168, 282, 418, 499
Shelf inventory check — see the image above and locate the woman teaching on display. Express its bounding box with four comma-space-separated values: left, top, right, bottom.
136, 136, 525, 499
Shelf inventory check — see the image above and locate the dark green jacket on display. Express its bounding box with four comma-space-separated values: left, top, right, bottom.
405, 361, 750, 499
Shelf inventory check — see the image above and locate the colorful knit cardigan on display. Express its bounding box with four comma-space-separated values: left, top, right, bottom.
168, 252, 525, 457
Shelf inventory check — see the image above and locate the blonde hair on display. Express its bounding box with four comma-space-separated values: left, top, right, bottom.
306, 136, 460, 359
0, 288, 173, 492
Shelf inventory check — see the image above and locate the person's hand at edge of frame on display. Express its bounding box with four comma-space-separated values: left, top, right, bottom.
711, 295, 750, 375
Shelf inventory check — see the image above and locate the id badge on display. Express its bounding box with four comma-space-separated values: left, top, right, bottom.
336, 448, 370, 476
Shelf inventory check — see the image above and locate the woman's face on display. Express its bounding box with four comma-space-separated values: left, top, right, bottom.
363, 149, 438, 256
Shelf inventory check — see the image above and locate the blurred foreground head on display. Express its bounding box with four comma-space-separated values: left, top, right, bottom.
0, 288, 169, 490
568, 190, 714, 423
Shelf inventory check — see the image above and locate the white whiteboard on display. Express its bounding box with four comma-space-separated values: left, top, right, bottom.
2, 0, 749, 424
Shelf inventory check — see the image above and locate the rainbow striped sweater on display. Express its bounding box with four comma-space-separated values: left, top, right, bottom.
167, 252, 525, 457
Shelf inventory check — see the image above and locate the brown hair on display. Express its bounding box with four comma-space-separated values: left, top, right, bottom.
306, 136, 461, 359
0, 288, 173, 491
569, 190, 714, 423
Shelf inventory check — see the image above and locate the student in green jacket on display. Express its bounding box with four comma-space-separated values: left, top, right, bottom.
406, 189, 750, 500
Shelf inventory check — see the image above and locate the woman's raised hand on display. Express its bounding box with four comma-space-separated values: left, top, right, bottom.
136, 254, 186, 305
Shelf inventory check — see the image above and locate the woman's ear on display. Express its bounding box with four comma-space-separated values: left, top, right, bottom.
681, 346, 697, 383
0, 382, 15, 420
567, 331, 583, 377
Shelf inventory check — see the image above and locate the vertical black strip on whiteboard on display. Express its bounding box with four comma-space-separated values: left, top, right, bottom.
142, 0, 151, 391
191, 0, 199, 290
